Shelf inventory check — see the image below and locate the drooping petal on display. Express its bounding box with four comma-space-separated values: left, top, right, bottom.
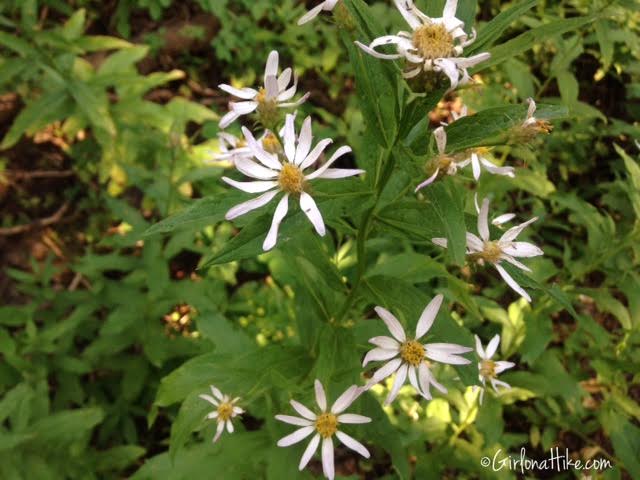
226, 420, 234, 433
385, 363, 408, 405
479, 156, 515, 177
500, 254, 532, 272
298, 434, 320, 470
415, 168, 439, 191
434, 58, 460, 89
485, 334, 500, 359
336, 431, 370, 458
425, 345, 471, 365
492, 213, 516, 226
314, 379, 327, 411
219, 110, 241, 129
275, 414, 313, 427
478, 197, 491, 241
213, 420, 225, 442
367, 358, 402, 386
242, 127, 282, 170
500, 217, 538, 243
471, 152, 481, 180
299, 192, 326, 236
494, 264, 532, 302
263, 194, 289, 251
225, 190, 278, 220
290, 399, 317, 420
432, 237, 448, 248
466, 232, 484, 252
337, 414, 371, 424
298, 3, 325, 26
494, 360, 516, 374
277, 426, 315, 447
416, 294, 443, 339
417, 363, 435, 400
234, 157, 279, 180
373, 307, 406, 342
354, 40, 403, 60
362, 348, 399, 367
491, 378, 511, 391
321, 438, 335, 480
219, 84, 258, 100
206, 411, 219, 419
434, 127, 447, 154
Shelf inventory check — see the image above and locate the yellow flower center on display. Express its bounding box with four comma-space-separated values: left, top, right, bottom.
400, 340, 426, 366
217, 402, 234, 422
262, 132, 281, 154
255, 87, 279, 129
425, 154, 456, 178
278, 163, 307, 194
412, 23, 455, 60
315, 412, 338, 438
479, 241, 503, 263
480, 359, 496, 379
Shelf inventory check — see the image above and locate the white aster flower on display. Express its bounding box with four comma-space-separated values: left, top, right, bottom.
474, 334, 515, 404
432, 197, 543, 302
298, 0, 339, 25
363, 294, 472, 404
276, 380, 371, 480
355, 0, 490, 89
222, 114, 364, 251
218, 50, 309, 129
199, 385, 244, 443
473, 193, 516, 226
415, 126, 471, 191
209, 132, 253, 163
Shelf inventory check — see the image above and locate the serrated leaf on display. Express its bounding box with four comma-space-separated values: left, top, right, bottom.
468, 0, 537, 54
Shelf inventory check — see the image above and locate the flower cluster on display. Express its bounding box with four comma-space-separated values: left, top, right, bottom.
199, 1, 556, 478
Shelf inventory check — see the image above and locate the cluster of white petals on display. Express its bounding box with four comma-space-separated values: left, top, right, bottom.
199, 385, 244, 443
363, 295, 472, 404
222, 113, 364, 251
474, 335, 515, 404
432, 197, 543, 302
355, 0, 490, 89
298, 0, 340, 25
218, 51, 309, 128
276, 380, 370, 480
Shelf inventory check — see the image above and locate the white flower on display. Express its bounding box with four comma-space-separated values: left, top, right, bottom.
354, 0, 490, 90
222, 114, 364, 251
514, 98, 552, 139
218, 50, 309, 128
276, 380, 371, 480
209, 132, 253, 163
199, 385, 244, 443
474, 193, 516, 226
432, 197, 543, 302
298, 0, 339, 25
363, 295, 472, 404
474, 334, 515, 404
415, 126, 470, 191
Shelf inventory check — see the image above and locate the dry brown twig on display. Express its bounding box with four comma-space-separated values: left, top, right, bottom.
0, 202, 70, 236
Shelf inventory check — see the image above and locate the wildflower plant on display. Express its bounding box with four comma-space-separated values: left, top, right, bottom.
142, 0, 615, 478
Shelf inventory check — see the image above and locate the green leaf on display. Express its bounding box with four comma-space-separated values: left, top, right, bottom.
29, 408, 104, 448
68, 80, 116, 142
0, 31, 38, 57
169, 391, 210, 462
76, 35, 133, 52
425, 182, 467, 265
98, 45, 150, 75
1, 89, 74, 149
468, 0, 537, 54
61, 9, 86, 41
474, 15, 598, 72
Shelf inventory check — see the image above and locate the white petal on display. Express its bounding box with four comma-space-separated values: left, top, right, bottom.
502, 242, 543, 258
298, 3, 325, 25
277, 68, 292, 91
295, 116, 313, 165
263, 194, 289, 251
373, 306, 406, 342
230, 100, 259, 115
426, 342, 472, 353
304, 145, 352, 180
234, 157, 278, 180
362, 347, 399, 367
206, 411, 219, 419
298, 434, 320, 470
290, 399, 317, 420
222, 177, 277, 193
453, 52, 491, 68
393, 0, 422, 29
331, 385, 360, 414
479, 157, 515, 177
474, 335, 486, 359
218, 84, 257, 100
219, 110, 241, 129
434, 127, 447, 154
485, 334, 500, 359
336, 431, 370, 458
492, 213, 516, 226
314, 379, 327, 411
417, 363, 434, 400
501, 254, 532, 272
434, 58, 460, 90
368, 336, 400, 349
275, 415, 313, 427
225, 190, 278, 220
264, 51, 279, 83
299, 192, 325, 236
226, 420, 234, 433
367, 358, 402, 386
277, 426, 315, 447
213, 420, 225, 442
425, 346, 471, 365
526, 97, 537, 120
385, 363, 408, 405
199, 394, 218, 406
242, 127, 282, 170
432, 237, 448, 248
466, 232, 484, 252
407, 365, 420, 392
478, 197, 491, 241
315, 168, 365, 179
321, 438, 335, 480
337, 414, 371, 424
491, 378, 511, 391
354, 40, 403, 60
416, 294, 443, 339
298, 138, 333, 170
283, 113, 297, 163
500, 217, 538, 242
443, 0, 458, 18
495, 264, 531, 302
471, 153, 481, 180
415, 168, 439, 191
495, 361, 515, 374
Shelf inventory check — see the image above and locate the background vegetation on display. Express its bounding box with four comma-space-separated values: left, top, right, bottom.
1, 0, 639, 478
